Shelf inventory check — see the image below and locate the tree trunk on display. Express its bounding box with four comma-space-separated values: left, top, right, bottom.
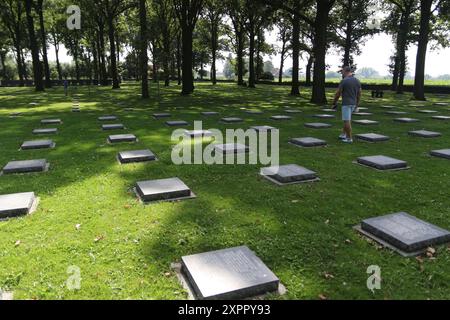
176, 34, 182, 85
306, 55, 313, 86
236, 31, 244, 86
396, 13, 409, 94
391, 55, 400, 91
211, 24, 217, 85
37, 0, 51, 88
181, 25, 194, 94
14, 43, 25, 86
290, 14, 300, 95
25, 0, 44, 91
54, 40, 62, 81
311, 0, 331, 104
92, 43, 99, 82
107, 16, 120, 89
413, 0, 432, 101
343, 0, 353, 67
248, 27, 256, 88
98, 25, 108, 85
139, 0, 149, 98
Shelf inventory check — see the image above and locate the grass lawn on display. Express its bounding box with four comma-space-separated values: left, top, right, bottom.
0, 82, 449, 300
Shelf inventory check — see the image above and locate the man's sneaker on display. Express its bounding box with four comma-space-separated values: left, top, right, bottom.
342, 138, 353, 144
339, 134, 347, 140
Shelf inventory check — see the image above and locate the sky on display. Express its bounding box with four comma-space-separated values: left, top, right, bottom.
47, 30, 450, 78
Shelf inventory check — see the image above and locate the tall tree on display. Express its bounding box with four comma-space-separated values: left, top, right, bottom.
37, 0, 52, 87
331, 0, 379, 68
25, 0, 44, 91
275, 15, 292, 84
139, 0, 149, 98
204, 0, 224, 85
0, 0, 27, 86
227, 0, 246, 86
173, 0, 204, 95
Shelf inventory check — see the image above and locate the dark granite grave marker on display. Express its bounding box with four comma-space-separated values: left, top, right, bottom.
135, 177, 194, 202
353, 112, 373, 116
184, 130, 213, 138
181, 246, 279, 300
359, 212, 450, 255
353, 120, 379, 125
355, 133, 390, 143
271, 115, 292, 121
221, 117, 243, 123
202, 111, 219, 116
357, 155, 408, 171
98, 115, 117, 121
41, 119, 62, 125
304, 123, 332, 129
102, 124, 125, 130
394, 118, 420, 123
417, 110, 437, 114
214, 143, 249, 154
0, 192, 37, 219
108, 134, 137, 143
430, 149, 450, 160
2, 159, 48, 174
118, 150, 156, 164
153, 113, 171, 119
386, 111, 407, 115
166, 120, 189, 127
313, 114, 335, 119
250, 126, 276, 132
290, 137, 327, 147
21, 140, 55, 150
285, 109, 302, 114
33, 128, 58, 135
432, 116, 450, 121
261, 164, 319, 185
408, 130, 441, 138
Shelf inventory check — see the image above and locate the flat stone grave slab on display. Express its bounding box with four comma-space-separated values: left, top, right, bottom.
431, 116, 450, 121
290, 137, 327, 148
381, 105, 396, 109
245, 110, 264, 115
2, 159, 49, 175
98, 115, 118, 121
41, 119, 62, 125
72, 108, 80, 112
261, 164, 319, 185
356, 212, 450, 256
417, 110, 438, 114
102, 124, 125, 130
430, 149, 450, 160
408, 130, 441, 138
358, 107, 369, 111
320, 108, 336, 112
184, 130, 213, 138
271, 115, 292, 121
353, 120, 379, 125
214, 143, 249, 154
285, 109, 302, 114
356, 155, 408, 171
166, 120, 189, 127
0, 192, 38, 219
135, 177, 195, 203
21, 140, 55, 150
304, 123, 332, 129
221, 117, 243, 123
181, 246, 280, 300
9, 112, 23, 117
353, 112, 373, 116
394, 118, 420, 123
434, 102, 449, 106
250, 126, 277, 132
355, 133, 390, 143
33, 128, 57, 135
313, 114, 335, 119
202, 111, 219, 116
153, 113, 171, 119
118, 149, 156, 164
386, 111, 407, 115
108, 134, 137, 143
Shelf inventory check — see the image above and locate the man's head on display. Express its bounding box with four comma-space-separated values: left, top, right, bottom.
340, 66, 353, 77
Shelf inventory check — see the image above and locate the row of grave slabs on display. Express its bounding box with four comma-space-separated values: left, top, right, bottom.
1, 98, 450, 300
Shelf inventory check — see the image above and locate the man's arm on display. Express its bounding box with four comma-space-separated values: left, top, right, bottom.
332, 87, 342, 109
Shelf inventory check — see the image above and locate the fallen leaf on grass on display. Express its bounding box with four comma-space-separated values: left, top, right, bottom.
14, 240, 21, 247
94, 235, 105, 242
75, 224, 81, 230
323, 272, 334, 279
318, 294, 328, 300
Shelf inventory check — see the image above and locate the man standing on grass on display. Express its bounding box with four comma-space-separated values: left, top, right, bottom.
332, 66, 362, 143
